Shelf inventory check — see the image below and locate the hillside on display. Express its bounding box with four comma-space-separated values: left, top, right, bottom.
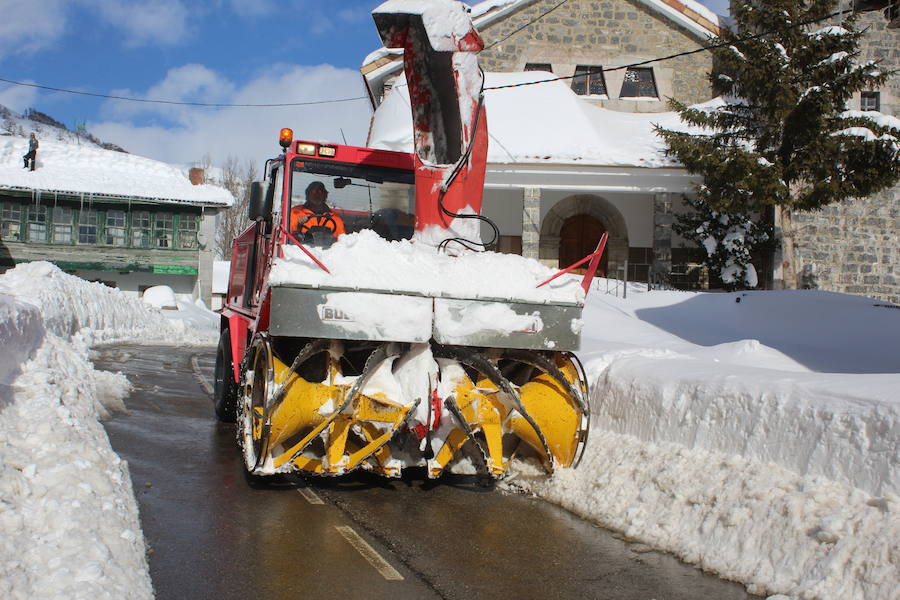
1, 104, 127, 154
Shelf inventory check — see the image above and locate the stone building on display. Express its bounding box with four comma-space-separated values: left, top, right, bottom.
362, 0, 721, 283
789, 8, 900, 304
0, 134, 233, 305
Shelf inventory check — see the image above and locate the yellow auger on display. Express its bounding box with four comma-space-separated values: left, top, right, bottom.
237, 337, 588, 480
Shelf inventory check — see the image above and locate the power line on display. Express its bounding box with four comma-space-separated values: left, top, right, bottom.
484, 7, 856, 91
0, 77, 368, 108
0, 6, 860, 109
483, 0, 573, 51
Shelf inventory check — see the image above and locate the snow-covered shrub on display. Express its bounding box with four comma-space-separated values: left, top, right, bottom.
674, 195, 773, 291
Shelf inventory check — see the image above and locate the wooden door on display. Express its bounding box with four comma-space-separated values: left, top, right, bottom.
559, 215, 608, 275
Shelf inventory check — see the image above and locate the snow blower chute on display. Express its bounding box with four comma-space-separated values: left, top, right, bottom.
214, 0, 593, 481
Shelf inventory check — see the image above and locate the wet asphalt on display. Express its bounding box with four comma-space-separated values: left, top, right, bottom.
96, 344, 758, 600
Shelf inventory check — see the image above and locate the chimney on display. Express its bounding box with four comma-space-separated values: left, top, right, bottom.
189, 167, 205, 186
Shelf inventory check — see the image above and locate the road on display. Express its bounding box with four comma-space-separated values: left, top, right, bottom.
96, 344, 757, 600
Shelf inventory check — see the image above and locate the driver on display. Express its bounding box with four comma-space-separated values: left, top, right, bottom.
289, 181, 346, 240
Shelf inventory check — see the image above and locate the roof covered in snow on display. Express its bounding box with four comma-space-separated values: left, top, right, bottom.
368, 71, 706, 168
0, 135, 234, 207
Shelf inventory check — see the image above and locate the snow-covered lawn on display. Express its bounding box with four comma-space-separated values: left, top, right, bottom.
0, 262, 896, 599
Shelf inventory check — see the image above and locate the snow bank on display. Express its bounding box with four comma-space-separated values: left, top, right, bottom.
0, 331, 152, 600
269, 229, 583, 304
0, 261, 218, 346
0, 135, 232, 206
0, 295, 44, 408
513, 285, 900, 600
0, 262, 221, 599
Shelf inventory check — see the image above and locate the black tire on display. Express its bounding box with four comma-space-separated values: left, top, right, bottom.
214, 328, 238, 422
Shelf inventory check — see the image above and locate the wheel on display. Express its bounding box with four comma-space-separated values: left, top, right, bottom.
238, 335, 274, 474
213, 328, 238, 422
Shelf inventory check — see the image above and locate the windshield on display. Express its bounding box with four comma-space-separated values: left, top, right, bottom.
288, 167, 415, 246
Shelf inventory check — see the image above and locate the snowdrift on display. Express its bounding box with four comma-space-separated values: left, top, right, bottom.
0, 263, 219, 599
516, 285, 899, 600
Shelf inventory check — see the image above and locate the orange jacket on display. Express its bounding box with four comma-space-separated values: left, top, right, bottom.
289, 205, 345, 238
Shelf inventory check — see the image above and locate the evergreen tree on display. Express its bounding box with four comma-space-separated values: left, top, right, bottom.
673, 195, 773, 291
657, 0, 900, 289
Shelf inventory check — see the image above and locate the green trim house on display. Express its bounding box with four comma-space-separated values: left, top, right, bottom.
0, 134, 233, 304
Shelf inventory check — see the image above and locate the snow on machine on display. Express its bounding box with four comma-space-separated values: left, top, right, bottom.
215, 0, 602, 480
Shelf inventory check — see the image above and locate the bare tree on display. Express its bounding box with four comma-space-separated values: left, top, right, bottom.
216, 156, 257, 259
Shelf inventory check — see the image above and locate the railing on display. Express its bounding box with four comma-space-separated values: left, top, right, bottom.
604, 260, 628, 299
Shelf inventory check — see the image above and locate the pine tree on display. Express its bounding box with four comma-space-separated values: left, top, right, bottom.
656, 0, 900, 289
672, 195, 773, 291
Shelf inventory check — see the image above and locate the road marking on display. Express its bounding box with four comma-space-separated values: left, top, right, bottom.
297, 487, 325, 505
335, 525, 404, 581
190, 355, 215, 397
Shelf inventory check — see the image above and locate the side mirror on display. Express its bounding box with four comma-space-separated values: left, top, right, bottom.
247, 181, 272, 222
334, 177, 351, 189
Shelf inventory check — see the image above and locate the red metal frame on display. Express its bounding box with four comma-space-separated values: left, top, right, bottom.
536, 232, 609, 296
220, 139, 418, 384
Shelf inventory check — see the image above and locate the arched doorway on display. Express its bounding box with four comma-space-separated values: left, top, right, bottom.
559, 214, 608, 274
539, 194, 629, 275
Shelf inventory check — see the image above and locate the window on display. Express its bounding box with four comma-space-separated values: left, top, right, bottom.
155, 212, 173, 248
571, 65, 607, 96
52, 207, 73, 244
178, 213, 200, 249
861, 91, 880, 111
524, 63, 553, 73
132, 211, 151, 248
105, 209, 127, 247
78, 209, 98, 244
26, 205, 48, 243
1, 202, 23, 241
620, 67, 658, 98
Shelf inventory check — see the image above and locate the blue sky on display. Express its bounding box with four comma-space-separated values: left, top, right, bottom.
0, 0, 730, 166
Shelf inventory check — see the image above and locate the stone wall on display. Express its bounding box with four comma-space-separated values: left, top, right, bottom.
476, 0, 716, 111
792, 12, 899, 304
794, 191, 899, 305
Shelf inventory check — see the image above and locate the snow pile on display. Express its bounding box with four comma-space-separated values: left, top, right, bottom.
0, 261, 217, 346
0, 135, 232, 206
0, 262, 222, 598
369, 71, 715, 167
269, 229, 583, 304
0, 270, 168, 598
0, 296, 44, 408
0, 331, 152, 600
513, 286, 900, 600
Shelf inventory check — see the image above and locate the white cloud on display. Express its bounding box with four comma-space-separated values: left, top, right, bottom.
102, 64, 236, 122
83, 0, 190, 46
0, 83, 39, 113
0, 0, 67, 59
87, 64, 373, 168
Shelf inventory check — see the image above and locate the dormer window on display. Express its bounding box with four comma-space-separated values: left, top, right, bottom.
524, 63, 553, 73
571, 65, 607, 96
620, 67, 658, 99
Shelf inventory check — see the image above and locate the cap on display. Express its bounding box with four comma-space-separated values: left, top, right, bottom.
306, 181, 327, 194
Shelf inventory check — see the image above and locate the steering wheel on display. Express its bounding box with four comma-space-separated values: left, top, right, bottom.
294, 213, 339, 248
